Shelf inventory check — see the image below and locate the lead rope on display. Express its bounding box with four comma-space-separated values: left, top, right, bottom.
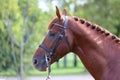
45, 54, 51, 80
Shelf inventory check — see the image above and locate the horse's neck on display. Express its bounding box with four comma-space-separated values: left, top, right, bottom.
69, 17, 120, 80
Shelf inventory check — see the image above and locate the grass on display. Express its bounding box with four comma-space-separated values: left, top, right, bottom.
0, 70, 17, 76
28, 67, 86, 76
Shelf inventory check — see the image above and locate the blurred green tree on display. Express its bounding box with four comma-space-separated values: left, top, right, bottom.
0, 0, 55, 78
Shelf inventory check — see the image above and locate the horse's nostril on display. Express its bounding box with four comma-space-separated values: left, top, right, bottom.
33, 58, 38, 65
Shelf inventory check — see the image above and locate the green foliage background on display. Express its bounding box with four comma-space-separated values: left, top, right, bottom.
0, 0, 120, 77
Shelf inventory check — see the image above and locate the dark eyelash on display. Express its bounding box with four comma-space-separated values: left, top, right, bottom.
49, 31, 55, 36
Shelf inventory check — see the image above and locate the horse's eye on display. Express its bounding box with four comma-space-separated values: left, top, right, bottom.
49, 32, 55, 37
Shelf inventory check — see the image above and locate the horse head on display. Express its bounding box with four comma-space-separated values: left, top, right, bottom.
32, 7, 74, 71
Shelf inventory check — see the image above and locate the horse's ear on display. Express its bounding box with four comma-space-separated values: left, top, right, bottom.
62, 9, 67, 16
56, 6, 61, 20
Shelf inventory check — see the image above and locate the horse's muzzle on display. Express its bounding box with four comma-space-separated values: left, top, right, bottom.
32, 57, 47, 71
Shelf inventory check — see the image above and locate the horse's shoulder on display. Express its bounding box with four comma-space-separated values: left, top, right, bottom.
102, 59, 120, 80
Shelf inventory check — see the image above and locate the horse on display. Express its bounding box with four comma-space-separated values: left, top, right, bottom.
32, 7, 120, 80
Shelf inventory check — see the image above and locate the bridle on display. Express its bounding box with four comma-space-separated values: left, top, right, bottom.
39, 16, 71, 80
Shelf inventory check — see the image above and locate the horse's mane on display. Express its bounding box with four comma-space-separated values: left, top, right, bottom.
48, 16, 120, 44
72, 16, 120, 44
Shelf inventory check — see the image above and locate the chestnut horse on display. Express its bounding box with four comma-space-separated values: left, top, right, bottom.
33, 7, 120, 80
